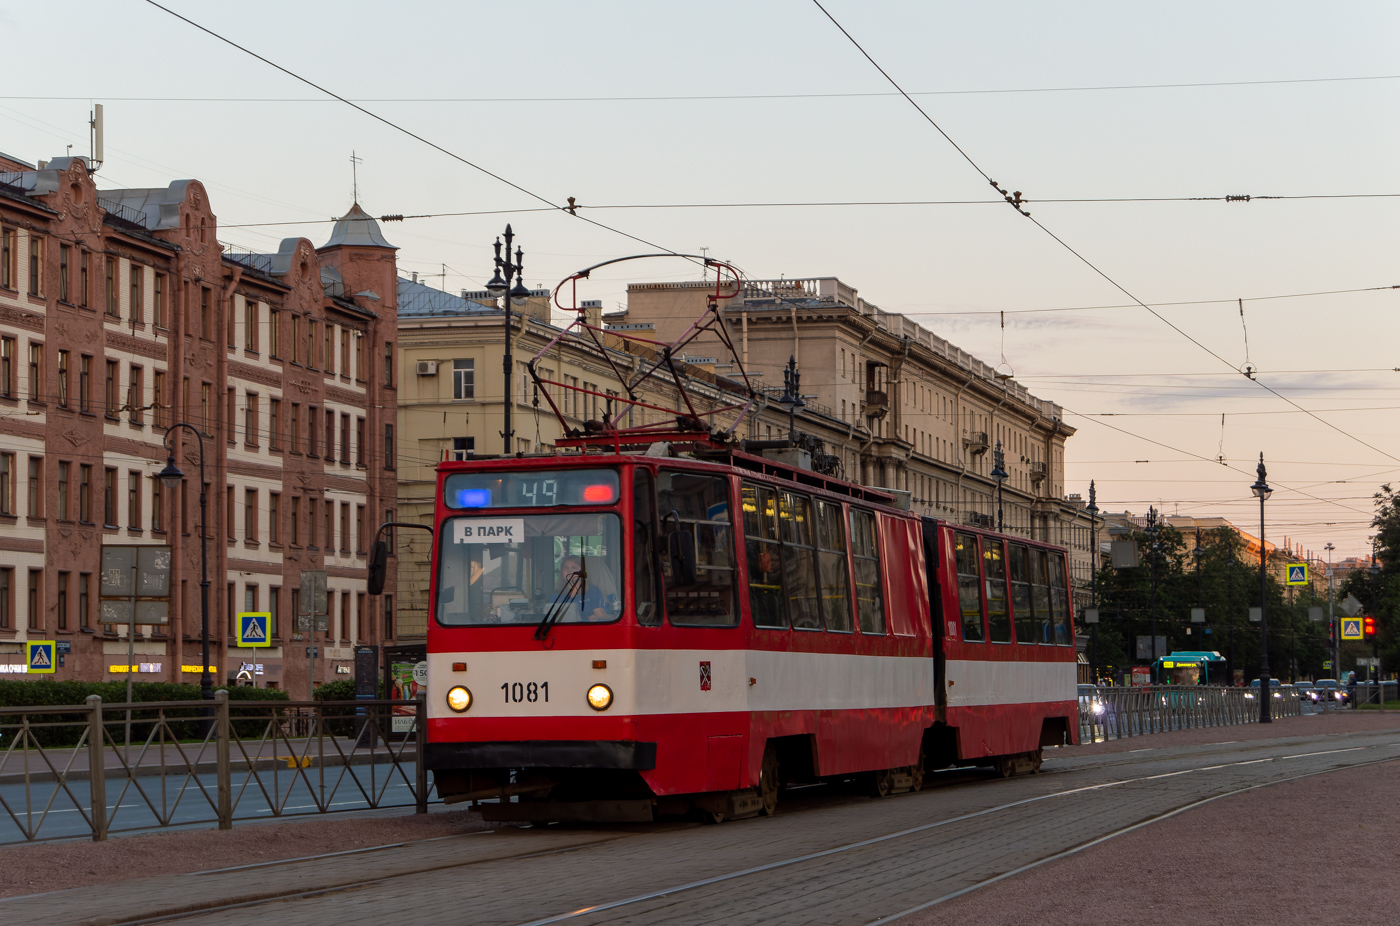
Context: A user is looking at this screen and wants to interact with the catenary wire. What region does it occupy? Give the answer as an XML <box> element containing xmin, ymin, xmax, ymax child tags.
<box><xmin>810</xmin><ymin>0</ymin><xmax>1400</xmax><ymax>470</ymax></box>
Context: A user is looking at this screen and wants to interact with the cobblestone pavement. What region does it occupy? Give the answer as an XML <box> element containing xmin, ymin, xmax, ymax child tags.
<box><xmin>6</xmin><ymin>726</ymin><xmax>1399</xmax><ymax>926</ymax></box>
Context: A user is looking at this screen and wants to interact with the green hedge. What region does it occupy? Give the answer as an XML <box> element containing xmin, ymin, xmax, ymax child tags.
<box><xmin>0</xmin><ymin>680</ymin><xmax>288</xmax><ymax>747</ymax></box>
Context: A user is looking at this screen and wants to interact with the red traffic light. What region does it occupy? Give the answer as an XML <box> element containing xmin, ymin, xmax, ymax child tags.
<box><xmin>1364</xmin><ymin>616</ymin><xmax>1376</xmax><ymax>637</ymax></box>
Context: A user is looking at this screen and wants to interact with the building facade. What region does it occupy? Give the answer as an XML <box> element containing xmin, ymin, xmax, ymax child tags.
<box><xmin>0</xmin><ymin>149</ymin><xmax>399</xmax><ymax>690</ymax></box>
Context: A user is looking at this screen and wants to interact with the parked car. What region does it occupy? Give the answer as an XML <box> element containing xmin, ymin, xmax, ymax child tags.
<box><xmin>1246</xmin><ymin>678</ymin><xmax>1288</xmax><ymax>701</ymax></box>
<box><xmin>1294</xmin><ymin>681</ymin><xmax>1317</xmax><ymax>702</ymax></box>
<box><xmin>1314</xmin><ymin>678</ymin><xmax>1345</xmax><ymax>704</ymax></box>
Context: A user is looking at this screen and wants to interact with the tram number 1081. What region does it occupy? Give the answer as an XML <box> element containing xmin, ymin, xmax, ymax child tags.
<box><xmin>501</xmin><ymin>681</ymin><xmax>550</xmax><ymax>703</ymax></box>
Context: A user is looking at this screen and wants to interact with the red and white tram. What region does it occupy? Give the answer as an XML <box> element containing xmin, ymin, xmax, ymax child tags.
<box><xmin>421</xmin><ymin>449</ymin><xmax>1079</xmax><ymax>823</ymax></box>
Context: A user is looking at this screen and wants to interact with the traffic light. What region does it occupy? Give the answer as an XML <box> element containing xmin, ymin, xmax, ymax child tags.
<box><xmin>1364</xmin><ymin>616</ymin><xmax>1376</xmax><ymax>638</ymax></box>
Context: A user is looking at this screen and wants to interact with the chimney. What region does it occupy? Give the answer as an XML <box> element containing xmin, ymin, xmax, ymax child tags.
<box><xmin>582</xmin><ymin>299</ymin><xmax>603</xmax><ymax>331</ymax></box>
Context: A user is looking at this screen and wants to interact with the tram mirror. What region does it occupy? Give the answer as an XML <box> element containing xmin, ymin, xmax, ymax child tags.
<box><xmin>668</xmin><ymin>527</ymin><xmax>697</xmax><ymax>586</ymax></box>
<box><xmin>367</xmin><ymin>540</ymin><xmax>388</xmax><ymax>596</ymax></box>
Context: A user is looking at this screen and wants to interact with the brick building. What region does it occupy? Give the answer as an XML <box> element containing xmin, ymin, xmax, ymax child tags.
<box><xmin>0</xmin><ymin>149</ymin><xmax>399</xmax><ymax>690</ymax></box>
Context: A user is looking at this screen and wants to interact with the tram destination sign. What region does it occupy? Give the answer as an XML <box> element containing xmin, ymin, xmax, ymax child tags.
<box><xmin>453</xmin><ymin>519</ymin><xmax>525</xmax><ymax>543</ymax></box>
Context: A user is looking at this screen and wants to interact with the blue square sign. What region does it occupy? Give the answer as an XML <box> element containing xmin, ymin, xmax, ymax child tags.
<box><xmin>236</xmin><ymin>612</ymin><xmax>271</xmax><ymax>648</ymax></box>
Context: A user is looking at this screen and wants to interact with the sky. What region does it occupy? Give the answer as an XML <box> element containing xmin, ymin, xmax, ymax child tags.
<box><xmin>1</xmin><ymin>0</ymin><xmax>1396</xmax><ymax>560</ymax></box>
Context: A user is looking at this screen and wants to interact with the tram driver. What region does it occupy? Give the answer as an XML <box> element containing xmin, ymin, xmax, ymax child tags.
<box><xmin>558</xmin><ymin>554</ymin><xmax>619</xmax><ymax>622</ymax></box>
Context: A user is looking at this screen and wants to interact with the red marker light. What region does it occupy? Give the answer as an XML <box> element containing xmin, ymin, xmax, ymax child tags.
<box><xmin>582</xmin><ymin>484</ymin><xmax>616</xmax><ymax>503</ymax></box>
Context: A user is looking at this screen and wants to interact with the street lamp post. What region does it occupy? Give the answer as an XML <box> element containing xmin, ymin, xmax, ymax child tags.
<box><xmin>1250</xmin><ymin>453</ymin><xmax>1273</xmax><ymax>723</ymax></box>
<box><xmin>1146</xmin><ymin>506</ymin><xmax>1160</xmax><ymax>669</ymax></box>
<box><xmin>1370</xmin><ymin>545</ymin><xmax>1381</xmax><ymax>687</ymax></box>
<box><xmin>1325</xmin><ymin>541</ymin><xmax>1337</xmax><ymax>684</ymax></box>
<box><xmin>484</xmin><ymin>225</ymin><xmax>532</xmax><ymax>456</ymax></box>
<box><xmin>990</xmin><ymin>440</ymin><xmax>1008</xmax><ymax>533</ymax></box>
<box><xmin>1086</xmin><ymin>481</ymin><xmax>1100</xmax><ymax>679</ymax></box>
<box><xmin>158</xmin><ymin>424</ymin><xmax>211</xmax><ymax>702</ymax></box>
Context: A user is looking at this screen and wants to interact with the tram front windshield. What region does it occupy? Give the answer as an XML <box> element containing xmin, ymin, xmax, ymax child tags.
<box><xmin>436</xmin><ymin>513</ymin><xmax>623</xmax><ymax>626</ymax></box>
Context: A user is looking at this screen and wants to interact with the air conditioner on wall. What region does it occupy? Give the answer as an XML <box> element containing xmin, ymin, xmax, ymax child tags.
<box><xmin>416</xmin><ymin>360</ymin><xmax>438</xmax><ymax>376</ymax></box>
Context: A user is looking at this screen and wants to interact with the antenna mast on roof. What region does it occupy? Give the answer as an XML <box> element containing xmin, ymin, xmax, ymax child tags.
<box><xmin>88</xmin><ymin>103</ymin><xmax>104</xmax><ymax>172</ymax></box>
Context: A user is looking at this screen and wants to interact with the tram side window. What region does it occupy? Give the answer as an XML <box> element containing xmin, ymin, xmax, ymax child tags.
<box><xmin>954</xmin><ymin>531</ymin><xmax>984</xmax><ymax>642</ymax></box>
<box><xmin>633</xmin><ymin>468</ymin><xmax>661</xmax><ymax>626</ymax></box>
<box><xmin>779</xmin><ymin>491</ymin><xmax>822</xmax><ymax>630</ymax></box>
<box><xmin>1031</xmin><ymin>548</ymin><xmax>1053</xmax><ymax>644</ymax></box>
<box><xmin>850</xmin><ymin>508</ymin><xmax>884</xmax><ymax>634</ymax></box>
<box><xmin>1009</xmin><ymin>544</ymin><xmax>1036</xmax><ymax>644</ymax></box>
<box><xmin>984</xmin><ymin>539</ymin><xmax>1011</xmax><ymax>643</ymax></box>
<box><xmin>1049</xmin><ymin>551</ymin><xmax>1071</xmax><ymax>644</ymax></box>
<box><xmin>742</xmin><ymin>483</ymin><xmax>786</xmax><ymax>628</ymax></box>
<box><xmin>657</xmin><ymin>470</ymin><xmax>737</xmax><ymax>626</ymax></box>
<box><xmin>815</xmin><ymin>500</ymin><xmax>852</xmax><ymax>633</ymax></box>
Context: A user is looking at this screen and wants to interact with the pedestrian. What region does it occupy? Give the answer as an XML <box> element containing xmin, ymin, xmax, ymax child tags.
<box><xmin>1347</xmin><ymin>671</ymin><xmax>1358</xmax><ymax>708</ymax></box>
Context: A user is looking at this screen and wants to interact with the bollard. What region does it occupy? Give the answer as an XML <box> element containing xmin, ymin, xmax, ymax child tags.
<box><xmin>415</xmin><ymin>693</ymin><xmax>428</xmax><ymax>815</ymax></box>
<box><xmin>215</xmin><ymin>690</ymin><xmax>232</xmax><ymax>830</ymax></box>
<box><xmin>87</xmin><ymin>695</ymin><xmax>107</xmax><ymax>842</ymax></box>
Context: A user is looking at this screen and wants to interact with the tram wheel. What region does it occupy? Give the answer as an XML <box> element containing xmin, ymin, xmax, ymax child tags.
<box><xmin>869</xmin><ymin>768</ymin><xmax>895</xmax><ymax>798</ymax></box>
<box><xmin>909</xmin><ymin>745</ymin><xmax>926</xmax><ymax>792</ymax></box>
<box><xmin>700</xmin><ymin>809</ymin><xmax>725</xmax><ymax>825</ymax></box>
<box><xmin>993</xmin><ymin>755</ymin><xmax>1014</xmax><ymax>779</ymax></box>
<box><xmin>759</xmin><ymin>744</ymin><xmax>780</xmax><ymax>816</ymax></box>
<box><xmin>1030</xmin><ymin>748</ymin><xmax>1043</xmax><ymax>774</ymax></box>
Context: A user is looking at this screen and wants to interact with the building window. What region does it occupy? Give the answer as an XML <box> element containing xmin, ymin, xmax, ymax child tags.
<box><xmin>340</xmin><ymin>503</ymin><xmax>350</xmax><ymax>553</ymax></box>
<box><xmin>153</xmin><ymin>273</ymin><xmax>165</xmax><ymax>328</ymax></box>
<box><xmin>290</xmin><ymin>314</ymin><xmax>301</xmax><ymax>364</ymax></box>
<box><xmin>307</xmin><ymin>319</ymin><xmax>318</xmax><ymax>369</ymax></box>
<box><xmin>324</xmin><ymin>325</ymin><xmax>334</xmax><ymax>374</ymax></box>
<box><xmin>129</xmin><ymin>366</ymin><xmax>144</xmax><ymax>424</ymax></box>
<box><xmin>344</xmin><ymin>594</ymin><xmax>354</xmax><ymax>643</ymax></box>
<box><xmin>105</xmin><ymin>258</ymin><xmax>118</xmax><ymax>317</ymax></box>
<box><xmin>27</xmin><ymin>456</ymin><xmax>42</xmax><ymax>519</ymax></box>
<box><xmin>384</xmin><ymin>424</ymin><xmax>395</xmax><ymax>470</ymax></box>
<box><xmin>324</xmin><ymin>497</ymin><xmax>334</xmax><ymax>550</ymax></box>
<box><xmin>150</xmin><ymin>476</ymin><xmax>163</xmax><ymax>532</ymax></box>
<box><xmin>152</xmin><ymin>370</ymin><xmax>166</xmax><ymax>427</ymax></box>
<box><xmin>245</xmin><ymin>488</ymin><xmax>257</xmax><ymax>541</ymax></box>
<box><xmin>200</xmin><ymin>383</ymin><xmax>212</xmax><ymax>435</ymax></box>
<box><xmin>290</xmin><ymin>403</ymin><xmax>300</xmax><ymax>453</ymax></box>
<box><xmin>80</xmin><ymin>251</ymin><xmax>90</xmax><ymax>307</ymax></box>
<box><xmin>384</xmin><ymin>594</ymin><xmax>394</xmax><ymax>640</ymax></box>
<box><xmin>269</xmin><ymin>492</ymin><xmax>281</xmax><ymax>544</ymax></box>
<box><xmin>200</xmin><ymin>287</ymin><xmax>211</xmax><ymax>339</ymax></box>
<box><xmin>354</xmin><ymin>333</ymin><xmax>364</xmax><ymax>382</ymax></box>
<box><xmin>79</xmin><ymin>572</ymin><xmax>90</xmax><ymax>628</ymax></box>
<box><xmin>323</xmin><ymin>408</ymin><xmax>334</xmax><ymax>458</ymax></box>
<box><xmin>341</xmin><ymin>329</ymin><xmax>350</xmax><ymax>377</ymax></box>
<box><xmin>356</xmin><ymin>417</ymin><xmax>366</xmax><ymax>466</ymax></box>
<box><xmin>105</xmin><ymin>360</ymin><xmax>120</xmax><ymax>417</ymax></box>
<box><xmin>80</xmin><ymin>355</ymin><xmax>91</xmax><ymax>412</ymax></box>
<box><xmin>384</xmin><ymin>342</ymin><xmax>394</xmax><ymax>386</ymax></box>
<box><xmin>127</xmin><ymin>470</ymin><xmax>140</xmax><ymax>529</ymax></box>
<box><xmin>226</xmin><ymin>387</ymin><xmax>236</xmax><ymax>444</ymax></box>
<box><xmin>59</xmin><ymin>245</ymin><xmax>70</xmax><ymax>302</ymax></box>
<box><xmin>27</xmin><ymin>570</ymin><xmax>40</xmax><ymax>631</ymax></box>
<box><xmin>451</xmin><ymin>437</ymin><xmax>474</xmax><ymax>461</ymax></box>
<box><xmin>290</xmin><ymin>496</ymin><xmax>301</xmax><ymax>546</ymax></box>
<box><xmin>270</xmin><ymin>398</ymin><xmax>281</xmax><ymax>449</ymax></box>
<box><xmin>57</xmin><ymin>572</ymin><xmax>68</xmax><ymax>631</ymax></box>
<box><xmin>103</xmin><ymin>467</ymin><xmax>117</xmax><ymax>527</ymax></box>
<box><xmin>0</xmin><ymin>337</ymin><xmax>12</xmax><ymax>396</ymax></box>
<box><xmin>245</xmin><ymin>393</ymin><xmax>259</xmax><ymax>447</ymax></box>
<box><xmin>308</xmin><ymin>405</ymin><xmax>319</xmax><ymax>458</ymax></box>
<box><xmin>226</xmin><ymin>486</ymin><xmax>236</xmax><ymax>541</ymax></box>
<box><xmin>245</xmin><ymin>299</ymin><xmax>258</xmax><ymax>352</ymax></box>
<box><xmin>79</xmin><ymin>464</ymin><xmax>92</xmax><ymax>523</ymax></box>
<box><xmin>27</xmin><ymin>234</ymin><xmax>42</xmax><ymax>296</ymax></box>
<box><xmin>452</xmin><ymin>359</ymin><xmax>474</xmax><ymax>399</ymax></box>
<box><xmin>0</xmin><ymin>567</ymin><xmax>9</xmax><ymax>628</ymax></box>
<box><xmin>355</xmin><ymin>505</ymin><xmax>365</xmax><ymax>553</ymax></box>
<box><xmin>130</xmin><ymin>264</ymin><xmax>143</xmax><ymax>324</ymax></box>
<box><xmin>0</xmin><ymin>227</ymin><xmax>12</xmax><ymax>290</ymax></box>
<box><xmin>0</xmin><ymin>452</ymin><xmax>14</xmax><ymax>516</ymax></box>
<box><xmin>244</xmin><ymin>584</ymin><xmax>258</xmax><ymax>614</ymax></box>
<box><xmin>57</xmin><ymin>462</ymin><xmax>69</xmax><ymax>520</ymax></box>
<box><xmin>340</xmin><ymin>414</ymin><xmax>350</xmax><ymax>463</ymax></box>
<box><xmin>27</xmin><ymin>342</ymin><xmax>41</xmax><ymax>403</ymax></box>
<box><xmin>57</xmin><ymin>351</ymin><xmax>68</xmax><ymax>407</ymax></box>
<box><xmin>269</xmin><ymin>308</ymin><xmax>281</xmax><ymax>358</ymax></box>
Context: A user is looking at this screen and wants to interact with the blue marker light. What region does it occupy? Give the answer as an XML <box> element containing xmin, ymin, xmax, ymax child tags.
<box><xmin>455</xmin><ymin>488</ymin><xmax>492</xmax><ymax>508</ymax></box>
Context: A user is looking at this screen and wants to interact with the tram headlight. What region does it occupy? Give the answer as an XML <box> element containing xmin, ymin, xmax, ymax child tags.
<box><xmin>446</xmin><ymin>686</ymin><xmax>473</xmax><ymax>713</ymax></box>
<box><xmin>586</xmin><ymin>683</ymin><xmax>613</xmax><ymax>712</ymax></box>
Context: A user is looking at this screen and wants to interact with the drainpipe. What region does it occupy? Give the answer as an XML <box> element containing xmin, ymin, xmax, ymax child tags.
<box><xmin>216</xmin><ymin>264</ymin><xmax>241</xmax><ymax>678</ymax></box>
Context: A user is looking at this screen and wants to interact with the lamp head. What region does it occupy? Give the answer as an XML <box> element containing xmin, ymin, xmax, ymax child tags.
<box><xmin>509</xmin><ymin>278</ymin><xmax>531</xmax><ymax>306</ymax></box>
<box><xmin>1250</xmin><ymin>452</ymin><xmax>1271</xmax><ymax>499</ymax></box>
<box><xmin>485</xmin><ymin>270</ymin><xmax>508</xmax><ymax>297</ymax></box>
<box><xmin>158</xmin><ymin>456</ymin><xmax>184</xmax><ymax>490</ymax></box>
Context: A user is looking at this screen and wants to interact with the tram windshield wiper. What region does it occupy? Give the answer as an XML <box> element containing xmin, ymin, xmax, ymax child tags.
<box><xmin>534</xmin><ymin>572</ymin><xmax>583</xmax><ymax>641</ymax></box>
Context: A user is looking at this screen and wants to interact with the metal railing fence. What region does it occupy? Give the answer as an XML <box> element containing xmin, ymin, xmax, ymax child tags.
<box><xmin>0</xmin><ymin>691</ymin><xmax>428</xmax><ymax>844</ymax></box>
<box><xmin>1079</xmin><ymin>685</ymin><xmax>1301</xmax><ymax>743</ymax></box>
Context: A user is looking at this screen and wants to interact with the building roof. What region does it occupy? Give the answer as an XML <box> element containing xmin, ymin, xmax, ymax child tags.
<box><xmin>96</xmin><ymin>179</ymin><xmax>197</xmax><ymax>230</ymax></box>
<box><xmin>322</xmin><ymin>203</ymin><xmax>395</xmax><ymax>249</ymax></box>
<box><xmin>397</xmin><ymin>276</ymin><xmax>495</xmax><ymax>317</ymax></box>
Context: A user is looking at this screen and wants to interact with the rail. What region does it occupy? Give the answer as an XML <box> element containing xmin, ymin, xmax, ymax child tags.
<box><xmin>0</xmin><ymin>691</ymin><xmax>430</xmax><ymax>844</ymax></box>
<box><xmin>1078</xmin><ymin>685</ymin><xmax>1302</xmax><ymax>743</ymax></box>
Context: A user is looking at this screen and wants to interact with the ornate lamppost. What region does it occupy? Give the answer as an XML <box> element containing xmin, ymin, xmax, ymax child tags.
<box><xmin>1250</xmin><ymin>453</ymin><xmax>1273</xmax><ymax>722</ymax></box>
<box><xmin>484</xmin><ymin>225</ymin><xmax>532</xmax><ymax>455</ymax></box>
<box><xmin>157</xmin><ymin>424</ymin><xmax>211</xmax><ymax>702</ymax></box>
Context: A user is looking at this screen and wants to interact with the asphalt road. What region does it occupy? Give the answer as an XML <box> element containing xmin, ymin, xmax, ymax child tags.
<box><xmin>6</xmin><ymin>727</ymin><xmax>1399</xmax><ymax>926</ymax></box>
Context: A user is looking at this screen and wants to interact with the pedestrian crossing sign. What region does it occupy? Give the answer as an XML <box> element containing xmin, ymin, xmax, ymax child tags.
<box><xmin>1285</xmin><ymin>563</ymin><xmax>1309</xmax><ymax>586</ymax></box>
<box><xmin>1342</xmin><ymin>618</ymin><xmax>1364</xmax><ymax>640</ymax></box>
<box><xmin>26</xmin><ymin>641</ymin><xmax>56</xmax><ymax>674</ymax></box>
<box><xmin>236</xmin><ymin>612</ymin><xmax>272</xmax><ymax>648</ymax></box>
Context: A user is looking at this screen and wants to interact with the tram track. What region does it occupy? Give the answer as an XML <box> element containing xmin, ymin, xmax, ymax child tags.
<box><xmin>80</xmin><ymin>734</ymin><xmax>1400</xmax><ymax>926</ymax></box>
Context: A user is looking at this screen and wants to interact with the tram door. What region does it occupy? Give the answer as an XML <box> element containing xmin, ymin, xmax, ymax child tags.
<box><xmin>919</xmin><ymin>517</ymin><xmax>945</xmax><ymax>704</ymax></box>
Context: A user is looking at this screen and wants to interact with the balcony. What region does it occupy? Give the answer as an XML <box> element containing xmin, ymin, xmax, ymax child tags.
<box><xmin>864</xmin><ymin>389</ymin><xmax>888</xmax><ymax>418</ymax></box>
<box><xmin>1029</xmin><ymin>461</ymin><xmax>1048</xmax><ymax>483</ymax></box>
<box><xmin>962</xmin><ymin>431</ymin><xmax>989</xmax><ymax>455</ymax></box>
